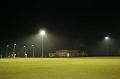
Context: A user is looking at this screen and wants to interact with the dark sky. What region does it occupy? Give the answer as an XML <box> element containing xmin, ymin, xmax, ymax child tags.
<box><xmin>0</xmin><ymin>0</ymin><xmax>120</xmax><ymax>50</ymax></box>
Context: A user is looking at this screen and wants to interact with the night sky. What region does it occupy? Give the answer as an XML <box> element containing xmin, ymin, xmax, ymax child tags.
<box><xmin>0</xmin><ymin>1</ymin><xmax>120</xmax><ymax>56</ymax></box>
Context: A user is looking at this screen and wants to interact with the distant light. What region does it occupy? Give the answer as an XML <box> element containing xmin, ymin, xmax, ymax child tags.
<box><xmin>24</xmin><ymin>46</ymin><xmax>26</xmax><ymax>47</ymax></box>
<box><xmin>32</xmin><ymin>45</ymin><xmax>34</xmax><ymax>46</ymax></box>
<box><xmin>40</xmin><ymin>30</ymin><xmax>46</xmax><ymax>36</ymax></box>
<box><xmin>14</xmin><ymin>44</ymin><xmax>16</xmax><ymax>45</ymax></box>
<box><xmin>105</xmin><ymin>36</ymin><xmax>109</xmax><ymax>40</ymax></box>
<box><xmin>6</xmin><ymin>45</ymin><xmax>9</xmax><ymax>47</ymax></box>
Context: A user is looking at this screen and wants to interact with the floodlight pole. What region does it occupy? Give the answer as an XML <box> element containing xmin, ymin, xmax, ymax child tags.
<box><xmin>42</xmin><ymin>35</ymin><xmax>44</xmax><ymax>58</ymax></box>
<box><xmin>0</xmin><ymin>47</ymin><xmax>2</xmax><ymax>58</ymax></box>
<box><xmin>24</xmin><ymin>46</ymin><xmax>26</xmax><ymax>55</ymax></box>
<box><xmin>6</xmin><ymin>45</ymin><xmax>9</xmax><ymax>57</ymax></box>
<box><xmin>105</xmin><ymin>36</ymin><xmax>110</xmax><ymax>56</ymax></box>
<box><xmin>13</xmin><ymin>44</ymin><xmax>16</xmax><ymax>58</ymax></box>
<box><xmin>40</xmin><ymin>30</ymin><xmax>46</xmax><ymax>58</ymax></box>
<box><xmin>32</xmin><ymin>45</ymin><xmax>35</xmax><ymax>57</ymax></box>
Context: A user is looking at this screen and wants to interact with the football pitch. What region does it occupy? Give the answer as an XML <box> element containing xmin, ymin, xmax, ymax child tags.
<box><xmin>0</xmin><ymin>57</ymin><xmax>120</xmax><ymax>79</ymax></box>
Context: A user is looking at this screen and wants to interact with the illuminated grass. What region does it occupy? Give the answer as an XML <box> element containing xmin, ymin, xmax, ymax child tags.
<box><xmin>0</xmin><ymin>57</ymin><xmax>120</xmax><ymax>79</ymax></box>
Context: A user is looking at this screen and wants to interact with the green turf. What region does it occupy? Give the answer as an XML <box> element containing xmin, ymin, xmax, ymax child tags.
<box><xmin>0</xmin><ymin>57</ymin><xmax>120</xmax><ymax>79</ymax></box>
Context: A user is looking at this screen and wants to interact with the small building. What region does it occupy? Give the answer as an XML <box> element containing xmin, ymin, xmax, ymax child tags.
<box><xmin>49</xmin><ymin>49</ymin><xmax>80</xmax><ymax>57</ymax></box>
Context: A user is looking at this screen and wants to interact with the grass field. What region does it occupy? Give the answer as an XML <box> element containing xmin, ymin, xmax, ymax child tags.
<box><xmin>0</xmin><ymin>57</ymin><xmax>120</xmax><ymax>79</ymax></box>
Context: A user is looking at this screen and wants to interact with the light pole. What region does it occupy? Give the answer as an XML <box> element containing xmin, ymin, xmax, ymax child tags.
<box><xmin>0</xmin><ymin>47</ymin><xmax>2</xmax><ymax>58</ymax></box>
<box><xmin>24</xmin><ymin>46</ymin><xmax>27</xmax><ymax>58</ymax></box>
<box><xmin>13</xmin><ymin>44</ymin><xmax>16</xmax><ymax>58</ymax></box>
<box><xmin>40</xmin><ymin>30</ymin><xmax>46</xmax><ymax>58</ymax></box>
<box><xmin>6</xmin><ymin>44</ymin><xmax>9</xmax><ymax>57</ymax></box>
<box><xmin>32</xmin><ymin>45</ymin><xmax>35</xmax><ymax>57</ymax></box>
<box><xmin>105</xmin><ymin>36</ymin><xmax>110</xmax><ymax>56</ymax></box>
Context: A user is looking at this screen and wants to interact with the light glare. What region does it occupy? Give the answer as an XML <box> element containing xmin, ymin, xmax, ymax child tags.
<box><xmin>32</xmin><ymin>45</ymin><xmax>34</xmax><ymax>46</ymax></box>
<box><xmin>40</xmin><ymin>30</ymin><xmax>46</xmax><ymax>36</ymax></box>
<box><xmin>105</xmin><ymin>36</ymin><xmax>109</xmax><ymax>40</ymax></box>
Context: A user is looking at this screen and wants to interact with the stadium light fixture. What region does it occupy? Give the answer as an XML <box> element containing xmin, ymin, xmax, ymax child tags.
<box><xmin>105</xmin><ymin>36</ymin><xmax>109</xmax><ymax>40</ymax></box>
<box><xmin>32</xmin><ymin>45</ymin><xmax>35</xmax><ymax>57</ymax></box>
<box><xmin>39</xmin><ymin>30</ymin><xmax>46</xmax><ymax>58</ymax></box>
